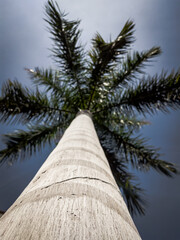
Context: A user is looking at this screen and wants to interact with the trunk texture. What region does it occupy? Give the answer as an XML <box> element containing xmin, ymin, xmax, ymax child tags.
<box><xmin>0</xmin><ymin>112</ymin><xmax>141</xmax><ymax>239</ymax></box>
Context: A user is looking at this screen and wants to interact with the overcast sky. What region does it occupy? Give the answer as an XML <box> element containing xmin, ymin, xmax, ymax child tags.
<box><xmin>0</xmin><ymin>0</ymin><xmax>180</xmax><ymax>239</ymax></box>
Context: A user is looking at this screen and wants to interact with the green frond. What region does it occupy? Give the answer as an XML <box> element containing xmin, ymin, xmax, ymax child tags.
<box><xmin>96</xmin><ymin>70</ymin><xmax>180</xmax><ymax>115</ymax></box>
<box><xmin>25</xmin><ymin>68</ymin><xmax>66</xmax><ymax>96</ymax></box>
<box><xmin>87</xmin><ymin>20</ymin><xmax>135</xmax><ymax>109</ymax></box>
<box><xmin>121</xmin><ymin>179</ymin><xmax>146</xmax><ymax>216</ymax></box>
<box><xmin>0</xmin><ymin>123</ymin><xmax>62</xmax><ymax>166</ymax></box>
<box><xmin>25</xmin><ymin>67</ymin><xmax>82</xmax><ymax>110</ymax></box>
<box><xmin>103</xmin><ymin>147</ymin><xmax>146</xmax><ymax>215</ymax></box>
<box><xmin>97</xmin><ymin>122</ymin><xmax>177</xmax><ymax>177</ymax></box>
<box><xmin>45</xmin><ymin>0</ymin><xmax>85</xmax><ymax>77</ymax></box>
<box><xmin>119</xmin><ymin>70</ymin><xmax>180</xmax><ymax>115</ymax></box>
<box><xmin>91</xmin><ymin>32</ymin><xmax>106</xmax><ymax>52</ymax></box>
<box><xmin>119</xmin><ymin>134</ymin><xmax>178</xmax><ymax>176</ymax></box>
<box><xmin>88</xmin><ymin>20</ymin><xmax>135</xmax><ymax>79</ymax></box>
<box><xmin>94</xmin><ymin>110</ymin><xmax>150</xmax><ymax>132</ymax></box>
<box><xmin>45</xmin><ymin>1</ymin><xmax>86</xmax><ymax>108</ymax></box>
<box><xmin>117</xmin><ymin>20</ymin><xmax>135</xmax><ymax>51</ymax></box>
<box><xmin>0</xmin><ymin>79</ymin><xmax>70</xmax><ymax>124</ymax></box>
<box><xmin>114</xmin><ymin>115</ymin><xmax>150</xmax><ymax>131</ymax></box>
<box><xmin>110</xmin><ymin>47</ymin><xmax>161</xmax><ymax>89</ymax></box>
<box><xmin>0</xmin><ymin>80</ymin><xmax>47</xmax><ymax>124</ymax></box>
<box><xmin>26</xmin><ymin>67</ymin><xmax>86</xmax><ymax>111</ymax></box>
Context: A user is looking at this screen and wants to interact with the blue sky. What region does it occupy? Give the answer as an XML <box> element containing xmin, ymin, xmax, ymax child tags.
<box><xmin>0</xmin><ymin>0</ymin><xmax>180</xmax><ymax>239</ymax></box>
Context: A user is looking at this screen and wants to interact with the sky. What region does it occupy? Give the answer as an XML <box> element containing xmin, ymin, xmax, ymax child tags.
<box><xmin>0</xmin><ymin>0</ymin><xmax>180</xmax><ymax>239</ymax></box>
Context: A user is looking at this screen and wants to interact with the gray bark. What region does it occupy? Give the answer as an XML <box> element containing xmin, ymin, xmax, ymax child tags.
<box><xmin>0</xmin><ymin>112</ymin><xmax>141</xmax><ymax>239</ymax></box>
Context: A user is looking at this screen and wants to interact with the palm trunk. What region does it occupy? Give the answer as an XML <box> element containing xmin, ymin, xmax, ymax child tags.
<box><xmin>0</xmin><ymin>111</ymin><xmax>141</xmax><ymax>239</ymax></box>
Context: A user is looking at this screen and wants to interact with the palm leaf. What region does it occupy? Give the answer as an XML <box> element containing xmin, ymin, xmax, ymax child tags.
<box><xmin>45</xmin><ymin>0</ymin><xmax>86</xmax><ymax>107</ymax></box>
<box><xmin>0</xmin><ymin>80</ymin><xmax>62</xmax><ymax>124</ymax></box>
<box><xmin>97</xmin><ymin>122</ymin><xmax>177</xmax><ymax>177</ymax></box>
<box><xmin>45</xmin><ymin>0</ymin><xmax>84</xmax><ymax>77</ymax></box>
<box><xmin>0</xmin><ymin>123</ymin><xmax>63</xmax><ymax>165</ymax></box>
<box><xmin>87</xmin><ymin>20</ymin><xmax>135</xmax><ymax>109</ymax></box>
<box><xmin>109</xmin><ymin>47</ymin><xmax>161</xmax><ymax>90</ymax></box>
<box><xmin>96</xmin><ymin>70</ymin><xmax>180</xmax><ymax>115</ymax></box>
<box><xmin>103</xmin><ymin>147</ymin><xmax>146</xmax><ymax>215</ymax></box>
<box><xmin>120</xmin><ymin>134</ymin><xmax>177</xmax><ymax>176</ymax></box>
<box><xmin>89</xmin><ymin>20</ymin><xmax>135</xmax><ymax>78</ymax></box>
<box><xmin>120</xmin><ymin>70</ymin><xmax>180</xmax><ymax>114</ymax></box>
<box><xmin>25</xmin><ymin>68</ymin><xmax>66</xmax><ymax>96</ymax></box>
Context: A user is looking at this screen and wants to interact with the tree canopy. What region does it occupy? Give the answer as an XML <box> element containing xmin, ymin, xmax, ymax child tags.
<box><xmin>0</xmin><ymin>0</ymin><xmax>180</xmax><ymax>216</ymax></box>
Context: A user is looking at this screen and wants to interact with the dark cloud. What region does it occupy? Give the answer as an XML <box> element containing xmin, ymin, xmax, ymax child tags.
<box><xmin>0</xmin><ymin>0</ymin><xmax>52</xmax><ymax>83</ymax></box>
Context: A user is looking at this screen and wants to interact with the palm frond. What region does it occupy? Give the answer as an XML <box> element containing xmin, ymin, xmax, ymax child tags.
<box><xmin>0</xmin><ymin>123</ymin><xmax>62</xmax><ymax>166</ymax></box>
<box><xmin>121</xmin><ymin>178</ymin><xmax>146</xmax><ymax>216</ymax></box>
<box><xmin>45</xmin><ymin>1</ymin><xmax>86</xmax><ymax>108</ymax></box>
<box><xmin>45</xmin><ymin>0</ymin><xmax>85</xmax><ymax>77</ymax></box>
<box><xmin>103</xmin><ymin>147</ymin><xmax>146</xmax><ymax>215</ymax></box>
<box><xmin>120</xmin><ymin>70</ymin><xmax>180</xmax><ymax>115</ymax></box>
<box><xmin>97</xmin><ymin>122</ymin><xmax>177</xmax><ymax>177</ymax></box>
<box><xmin>87</xmin><ymin>20</ymin><xmax>135</xmax><ymax>109</ymax></box>
<box><xmin>25</xmin><ymin>68</ymin><xmax>66</xmax><ymax>96</ymax></box>
<box><xmin>113</xmin><ymin>114</ymin><xmax>150</xmax><ymax>131</ymax></box>
<box><xmin>96</xmin><ymin>70</ymin><xmax>180</xmax><ymax>115</ymax></box>
<box><xmin>0</xmin><ymin>79</ymin><xmax>71</xmax><ymax>125</ymax></box>
<box><xmin>120</xmin><ymin>134</ymin><xmax>178</xmax><ymax>176</ymax></box>
<box><xmin>94</xmin><ymin>110</ymin><xmax>150</xmax><ymax>132</ymax></box>
<box><xmin>109</xmin><ymin>47</ymin><xmax>161</xmax><ymax>90</ymax></box>
<box><xmin>91</xmin><ymin>47</ymin><xmax>161</xmax><ymax>111</ymax></box>
<box><xmin>89</xmin><ymin>20</ymin><xmax>135</xmax><ymax>78</ymax></box>
<box><xmin>25</xmin><ymin>68</ymin><xmax>80</xmax><ymax>111</ymax></box>
<box><xmin>0</xmin><ymin>80</ymin><xmax>61</xmax><ymax>124</ymax></box>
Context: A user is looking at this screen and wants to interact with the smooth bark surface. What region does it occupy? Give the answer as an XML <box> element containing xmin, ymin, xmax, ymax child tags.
<box><xmin>0</xmin><ymin>112</ymin><xmax>141</xmax><ymax>239</ymax></box>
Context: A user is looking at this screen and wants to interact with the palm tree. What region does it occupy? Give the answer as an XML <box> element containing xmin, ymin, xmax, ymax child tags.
<box><xmin>0</xmin><ymin>0</ymin><xmax>180</xmax><ymax>238</ymax></box>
